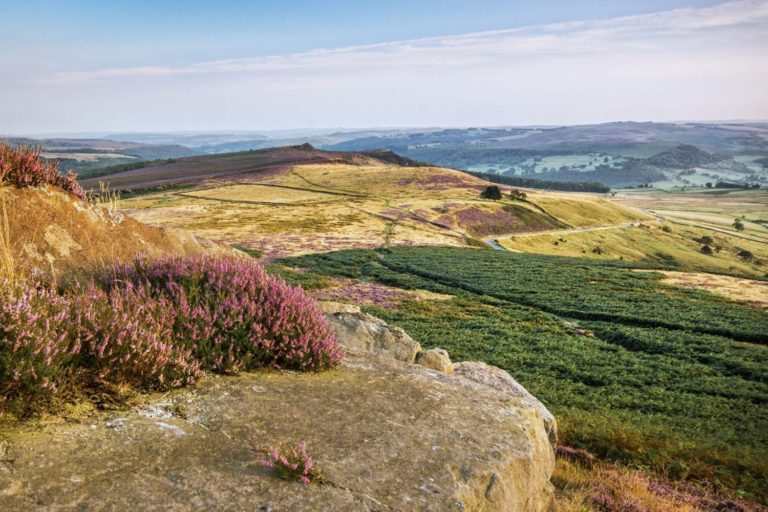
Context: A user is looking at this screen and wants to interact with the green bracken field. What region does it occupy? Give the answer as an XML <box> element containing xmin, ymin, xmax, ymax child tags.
<box><xmin>282</xmin><ymin>247</ymin><xmax>768</xmax><ymax>502</ymax></box>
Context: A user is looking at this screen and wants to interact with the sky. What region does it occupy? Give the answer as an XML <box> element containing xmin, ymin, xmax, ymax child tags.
<box><xmin>1</xmin><ymin>0</ymin><xmax>767</xmax><ymax>134</ymax></box>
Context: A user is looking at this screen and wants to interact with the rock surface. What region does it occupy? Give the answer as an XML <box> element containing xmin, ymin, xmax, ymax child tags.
<box><xmin>454</xmin><ymin>362</ymin><xmax>558</xmax><ymax>444</ymax></box>
<box><xmin>0</xmin><ymin>314</ymin><xmax>556</xmax><ymax>512</ymax></box>
<box><xmin>416</xmin><ymin>348</ymin><xmax>454</xmax><ymax>374</ymax></box>
<box><xmin>326</xmin><ymin>311</ymin><xmax>422</xmax><ymax>363</ymax></box>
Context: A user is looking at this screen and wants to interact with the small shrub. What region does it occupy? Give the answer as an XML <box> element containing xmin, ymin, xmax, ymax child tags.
<box><xmin>733</xmin><ymin>219</ymin><xmax>745</xmax><ymax>231</ymax></box>
<box><xmin>509</xmin><ymin>189</ymin><xmax>528</xmax><ymax>200</ymax></box>
<box><xmin>661</xmin><ymin>225</ymin><xmax>672</xmax><ymax>233</ymax></box>
<box><xmin>0</xmin><ymin>144</ymin><xmax>85</xmax><ymax>200</ymax></box>
<box><xmin>480</xmin><ymin>185</ymin><xmax>502</xmax><ymax>200</ymax></box>
<box><xmin>0</xmin><ymin>283</ymin><xmax>79</xmax><ymax>409</ymax></box>
<box><xmin>737</xmin><ymin>249</ymin><xmax>754</xmax><ymax>262</ymax></box>
<box><xmin>696</xmin><ymin>235</ymin><xmax>714</xmax><ymax>245</ymax></box>
<box><xmin>260</xmin><ymin>441</ymin><xmax>318</xmax><ymax>485</ymax></box>
<box><xmin>700</xmin><ymin>244</ymin><xmax>713</xmax><ymax>255</ymax></box>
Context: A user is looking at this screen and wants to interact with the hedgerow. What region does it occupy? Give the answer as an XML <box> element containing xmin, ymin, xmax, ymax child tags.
<box><xmin>0</xmin><ymin>256</ymin><xmax>341</xmax><ymax>416</ymax></box>
<box><xmin>0</xmin><ymin>144</ymin><xmax>85</xmax><ymax>199</ymax></box>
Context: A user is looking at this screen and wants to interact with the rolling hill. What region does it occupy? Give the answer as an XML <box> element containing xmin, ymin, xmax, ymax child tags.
<box><xmin>105</xmin><ymin>145</ymin><xmax>648</xmax><ymax>258</ymax></box>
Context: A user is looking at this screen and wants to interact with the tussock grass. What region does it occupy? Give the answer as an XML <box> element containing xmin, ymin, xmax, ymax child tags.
<box><xmin>0</xmin><ymin>195</ymin><xmax>15</xmax><ymax>288</ymax></box>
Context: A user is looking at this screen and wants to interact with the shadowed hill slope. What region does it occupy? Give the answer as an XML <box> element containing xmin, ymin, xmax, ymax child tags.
<box><xmin>81</xmin><ymin>144</ymin><xmax>414</xmax><ymax>192</ymax></box>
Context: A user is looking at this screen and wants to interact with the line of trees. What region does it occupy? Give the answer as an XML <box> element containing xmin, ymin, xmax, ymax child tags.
<box><xmin>467</xmin><ymin>171</ymin><xmax>611</xmax><ymax>193</ymax></box>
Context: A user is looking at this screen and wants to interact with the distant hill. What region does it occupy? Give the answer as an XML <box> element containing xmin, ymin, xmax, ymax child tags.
<box><xmin>81</xmin><ymin>144</ymin><xmax>411</xmax><ymax>191</ymax></box>
<box><xmin>645</xmin><ymin>145</ymin><xmax>722</xmax><ymax>168</ymax></box>
<box><xmin>326</xmin><ymin>123</ymin><xmax>768</xmax><ymax>189</ymax></box>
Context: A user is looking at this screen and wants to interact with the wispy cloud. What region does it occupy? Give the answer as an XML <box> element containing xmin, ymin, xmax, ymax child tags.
<box><xmin>5</xmin><ymin>0</ymin><xmax>767</xmax><ymax>132</ymax></box>
<box><xmin>55</xmin><ymin>0</ymin><xmax>768</xmax><ymax>82</ymax></box>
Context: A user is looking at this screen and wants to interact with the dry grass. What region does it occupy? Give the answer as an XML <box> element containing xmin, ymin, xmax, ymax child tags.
<box><xmin>555</xmin><ymin>459</ymin><xmax>699</xmax><ymax>512</ymax></box>
<box><xmin>534</xmin><ymin>195</ymin><xmax>650</xmax><ymax>227</ymax></box>
<box><xmin>119</xmin><ymin>163</ymin><xmax>648</xmax><ymax>258</ymax></box>
<box><xmin>0</xmin><ymin>193</ymin><xmax>16</xmax><ymax>287</ymax></box>
<box><xmin>654</xmin><ymin>270</ymin><xmax>768</xmax><ymax>308</ymax></box>
<box><xmin>87</xmin><ymin>181</ymin><xmax>121</xmax><ymax>214</ymax></box>
<box><xmin>552</xmin><ymin>456</ymin><xmax>768</xmax><ymax>512</ymax></box>
<box><xmin>499</xmin><ymin>222</ymin><xmax>768</xmax><ymax>277</ymax></box>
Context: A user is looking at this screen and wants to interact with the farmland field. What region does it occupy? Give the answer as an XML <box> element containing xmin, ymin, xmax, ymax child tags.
<box><xmin>281</xmin><ymin>247</ymin><xmax>768</xmax><ymax>503</ymax></box>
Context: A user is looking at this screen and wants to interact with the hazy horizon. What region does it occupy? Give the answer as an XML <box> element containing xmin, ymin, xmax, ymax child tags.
<box><xmin>6</xmin><ymin>117</ymin><xmax>768</xmax><ymax>140</ymax></box>
<box><xmin>2</xmin><ymin>0</ymin><xmax>767</xmax><ymax>134</ymax></box>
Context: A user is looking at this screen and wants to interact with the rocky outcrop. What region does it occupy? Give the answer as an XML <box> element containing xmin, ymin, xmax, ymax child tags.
<box><xmin>0</xmin><ymin>309</ymin><xmax>556</xmax><ymax>512</ymax></box>
<box><xmin>454</xmin><ymin>362</ymin><xmax>557</xmax><ymax>445</ymax></box>
<box><xmin>326</xmin><ymin>308</ymin><xmax>422</xmax><ymax>364</ymax></box>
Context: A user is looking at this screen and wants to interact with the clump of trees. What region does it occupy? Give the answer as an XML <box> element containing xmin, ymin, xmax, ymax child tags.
<box><xmin>737</xmin><ymin>249</ymin><xmax>754</xmax><ymax>262</ymax></box>
<box><xmin>468</xmin><ymin>171</ymin><xmax>610</xmax><ymax>193</ymax></box>
<box><xmin>480</xmin><ymin>185</ymin><xmax>502</xmax><ymax>200</ymax></box>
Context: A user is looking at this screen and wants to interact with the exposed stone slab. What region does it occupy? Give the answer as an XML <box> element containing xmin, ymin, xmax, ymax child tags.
<box><xmin>454</xmin><ymin>361</ymin><xmax>558</xmax><ymax>444</ymax></box>
<box><xmin>326</xmin><ymin>311</ymin><xmax>422</xmax><ymax>363</ymax></box>
<box><xmin>0</xmin><ymin>354</ymin><xmax>555</xmax><ymax>511</ymax></box>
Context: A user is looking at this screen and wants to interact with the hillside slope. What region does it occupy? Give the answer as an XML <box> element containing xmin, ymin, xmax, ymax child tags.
<box><xmin>80</xmin><ymin>144</ymin><xmax>403</xmax><ymax>191</ymax></box>
<box><xmin>113</xmin><ymin>147</ymin><xmax>648</xmax><ymax>258</ymax></box>
<box><xmin>0</xmin><ymin>185</ymin><xmax>218</xmax><ymax>280</ymax></box>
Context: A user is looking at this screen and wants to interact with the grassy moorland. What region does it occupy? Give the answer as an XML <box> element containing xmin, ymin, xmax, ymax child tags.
<box><xmin>282</xmin><ymin>247</ymin><xmax>768</xmax><ymax>503</ymax></box>
<box><xmin>118</xmin><ymin>157</ymin><xmax>647</xmax><ymax>257</ymax></box>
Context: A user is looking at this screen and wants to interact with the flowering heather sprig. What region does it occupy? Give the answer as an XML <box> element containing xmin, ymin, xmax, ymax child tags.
<box><xmin>0</xmin><ymin>144</ymin><xmax>85</xmax><ymax>200</ymax></box>
<box><xmin>260</xmin><ymin>441</ymin><xmax>318</xmax><ymax>485</ymax></box>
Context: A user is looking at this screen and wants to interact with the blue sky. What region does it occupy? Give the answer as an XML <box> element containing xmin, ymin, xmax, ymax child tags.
<box><xmin>2</xmin><ymin>1</ymin><xmax>725</xmax><ymax>65</ymax></box>
<box><xmin>1</xmin><ymin>0</ymin><xmax>766</xmax><ymax>133</ymax></box>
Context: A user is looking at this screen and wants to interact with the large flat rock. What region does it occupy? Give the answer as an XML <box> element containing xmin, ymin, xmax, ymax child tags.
<box><xmin>0</xmin><ymin>355</ymin><xmax>555</xmax><ymax>511</ymax></box>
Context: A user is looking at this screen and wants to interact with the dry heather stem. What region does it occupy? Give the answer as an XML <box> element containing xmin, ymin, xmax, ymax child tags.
<box><xmin>87</xmin><ymin>181</ymin><xmax>121</xmax><ymax>214</ymax></box>
<box><xmin>0</xmin><ymin>195</ymin><xmax>15</xmax><ymax>287</ymax></box>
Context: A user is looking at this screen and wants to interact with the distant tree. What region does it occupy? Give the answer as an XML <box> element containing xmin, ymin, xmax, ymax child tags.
<box><xmin>705</xmin><ymin>182</ymin><xmax>713</xmax><ymax>188</ymax></box>
<box><xmin>737</xmin><ymin>249</ymin><xmax>754</xmax><ymax>262</ymax></box>
<box><xmin>700</xmin><ymin>245</ymin><xmax>713</xmax><ymax>255</ymax></box>
<box><xmin>480</xmin><ymin>185</ymin><xmax>502</xmax><ymax>200</ymax></box>
<box><xmin>509</xmin><ymin>189</ymin><xmax>527</xmax><ymax>201</ymax></box>
<box><xmin>733</xmin><ymin>219</ymin><xmax>745</xmax><ymax>231</ymax></box>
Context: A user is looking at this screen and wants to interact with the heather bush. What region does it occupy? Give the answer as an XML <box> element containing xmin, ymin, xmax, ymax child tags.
<box><xmin>0</xmin><ymin>255</ymin><xmax>340</xmax><ymax>416</ymax></box>
<box><xmin>0</xmin><ymin>144</ymin><xmax>85</xmax><ymax>200</ymax></box>
<box><xmin>0</xmin><ymin>282</ymin><xmax>79</xmax><ymax>409</ymax></box>
<box><xmin>102</xmin><ymin>255</ymin><xmax>342</xmax><ymax>372</ymax></box>
<box><xmin>260</xmin><ymin>441</ymin><xmax>318</xmax><ymax>485</ymax></box>
<box><xmin>71</xmin><ymin>285</ymin><xmax>202</xmax><ymax>389</ymax></box>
